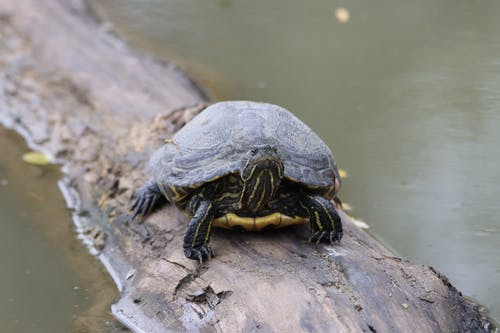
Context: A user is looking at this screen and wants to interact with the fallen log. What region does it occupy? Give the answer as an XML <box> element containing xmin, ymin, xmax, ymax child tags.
<box><xmin>0</xmin><ymin>0</ymin><xmax>494</xmax><ymax>332</ymax></box>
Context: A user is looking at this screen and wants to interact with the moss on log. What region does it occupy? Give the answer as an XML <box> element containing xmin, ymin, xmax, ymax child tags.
<box><xmin>0</xmin><ymin>0</ymin><xmax>494</xmax><ymax>332</ymax></box>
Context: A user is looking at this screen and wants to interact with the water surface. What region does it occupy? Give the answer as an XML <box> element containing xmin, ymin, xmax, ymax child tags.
<box><xmin>91</xmin><ymin>0</ymin><xmax>500</xmax><ymax>321</ymax></box>
<box><xmin>0</xmin><ymin>128</ymin><xmax>123</xmax><ymax>332</ymax></box>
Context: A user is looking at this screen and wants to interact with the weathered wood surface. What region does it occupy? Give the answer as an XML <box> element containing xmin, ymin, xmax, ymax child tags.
<box><xmin>0</xmin><ymin>0</ymin><xmax>494</xmax><ymax>332</ymax></box>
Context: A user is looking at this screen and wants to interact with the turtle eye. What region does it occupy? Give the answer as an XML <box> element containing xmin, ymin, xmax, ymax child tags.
<box><xmin>272</xmin><ymin>147</ymin><xmax>278</xmax><ymax>153</ymax></box>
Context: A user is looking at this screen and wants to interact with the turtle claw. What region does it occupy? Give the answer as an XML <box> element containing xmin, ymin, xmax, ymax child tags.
<box><xmin>309</xmin><ymin>230</ymin><xmax>342</xmax><ymax>244</ymax></box>
<box><xmin>184</xmin><ymin>244</ymin><xmax>215</xmax><ymax>264</ymax></box>
<box><xmin>130</xmin><ymin>182</ymin><xmax>167</xmax><ymax>222</ymax></box>
<box><xmin>330</xmin><ymin>230</ymin><xmax>343</xmax><ymax>243</ymax></box>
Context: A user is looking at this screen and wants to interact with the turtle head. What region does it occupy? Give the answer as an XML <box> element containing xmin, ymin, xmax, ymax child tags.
<box><xmin>239</xmin><ymin>144</ymin><xmax>284</xmax><ymax>213</ymax></box>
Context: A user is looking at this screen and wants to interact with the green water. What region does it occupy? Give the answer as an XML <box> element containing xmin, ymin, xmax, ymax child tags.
<box><xmin>0</xmin><ymin>128</ymin><xmax>123</xmax><ymax>332</ymax></box>
<box><xmin>91</xmin><ymin>0</ymin><xmax>500</xmax><ymax>321</ymax></box>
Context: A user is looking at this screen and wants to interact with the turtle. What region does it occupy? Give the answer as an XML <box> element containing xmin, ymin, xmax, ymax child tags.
<box><xmin>131</xmin><ymin>101</ymin><xmax>343</xmax><ymax>262</ymax></box>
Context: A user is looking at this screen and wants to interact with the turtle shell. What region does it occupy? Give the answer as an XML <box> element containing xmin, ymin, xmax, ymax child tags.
<box><xmin>150</xmin><ymin>101</ymin><xmax>340</xmax><ymax>202</ymax></box>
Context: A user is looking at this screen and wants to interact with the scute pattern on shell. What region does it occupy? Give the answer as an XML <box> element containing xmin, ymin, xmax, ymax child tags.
<box><xmin>149</xmin><ymin>101</ymin><xmax>340</xmax><ymax>200</ymax></box>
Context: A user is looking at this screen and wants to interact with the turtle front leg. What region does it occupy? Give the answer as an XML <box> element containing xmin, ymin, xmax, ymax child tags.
<box><xmin>184</xmin><ymin>192</ymin><xmax>215</xmax><ymax>263</ymax></box>
<box><xmin>130</xmin><ymin>180</ymin><xmax>168</xmax><ymax>221</ymax></box>
<box><xmin>300</xmin><ymin>194</ymin><xmax>343</xmax><ymax>243</ymax></box>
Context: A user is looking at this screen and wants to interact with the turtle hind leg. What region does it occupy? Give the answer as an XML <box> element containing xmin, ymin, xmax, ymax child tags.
<box><xmin>130</xmin><ymin>180</ymin><xmax>168</xmax><ymax>221</ymax></box>
<box><xmin>301</xmin><ymin>194</ymin><xmax>343</xmax><ymax>244</ymax></box>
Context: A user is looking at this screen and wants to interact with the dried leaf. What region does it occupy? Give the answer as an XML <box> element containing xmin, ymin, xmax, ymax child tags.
<box><xmin>335</xmin><ymin>7</ymin><xmax>350</xmax><ymax>24</ymax></box>
<box><xmin>22</xmin><ymin>151</ymin><xmax>50</xmax><ymax>165</ymax></box>
<box><xmin>126</xmin><ymin>269</ymin><xmax>136</xmax><ymax>280</ymax></box>
<box><xmin>342</xmin><ymin>202</ymin><xmax>353</xmax><ymax>211</ymax></box>
<box><xmin>339</xmin><ymin>168</ymin><xmax>348</xmax><ymax>178</ymax></box>
<box><xmin>351</xmin><ymin>217</ymin><xmax>370</xmax><ymax>229</ymax></box>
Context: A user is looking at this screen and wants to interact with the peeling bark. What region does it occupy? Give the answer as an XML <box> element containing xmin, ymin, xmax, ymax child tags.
<box><xmin>0</xmin><ymin>0</ymin><xmax>495</xmax><ymax>332</ymax></box>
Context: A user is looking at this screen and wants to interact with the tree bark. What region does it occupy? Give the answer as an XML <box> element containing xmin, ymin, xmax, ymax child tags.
<box><xmin>0</xmin><ymin>0</ymin><xmax>494</xmax><ymax>332</ymax></box>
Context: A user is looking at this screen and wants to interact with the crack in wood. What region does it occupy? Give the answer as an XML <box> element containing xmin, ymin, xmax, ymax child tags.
<box><xmin>173</xmin><ymin>265</ymin><xmax>208</xmax><ymax>300</ymax></box>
